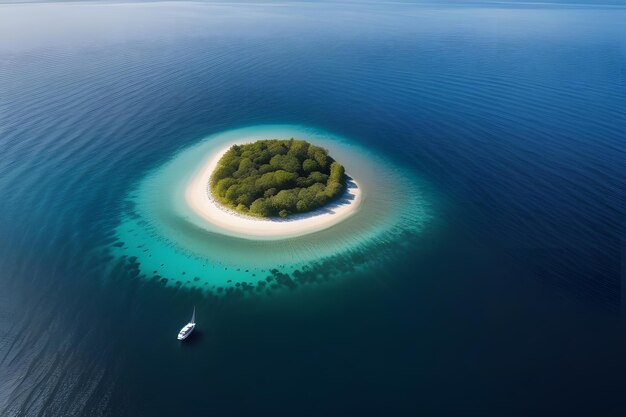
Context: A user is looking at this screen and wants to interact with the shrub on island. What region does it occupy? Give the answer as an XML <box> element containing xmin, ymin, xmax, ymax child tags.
<box><xmin>210</xmin><ymin>139</ymin><xmax>347</xmax><ymax>218</ymax></box>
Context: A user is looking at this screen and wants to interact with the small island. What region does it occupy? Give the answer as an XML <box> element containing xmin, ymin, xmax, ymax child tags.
<box><xmin>210</xmin><ymin>139</ymin><xmax>347</xmax><ymax>218</ymax></box>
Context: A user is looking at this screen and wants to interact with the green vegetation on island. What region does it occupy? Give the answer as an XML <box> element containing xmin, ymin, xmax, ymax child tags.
<box><xmin>210</xmin><ymin>139</ymin><xmax>347</xmax><ymax>218</ymax></box>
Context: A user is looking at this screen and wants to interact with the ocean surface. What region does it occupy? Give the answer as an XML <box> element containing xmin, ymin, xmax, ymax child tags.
<box><xmin>0</xmin><ymin>2</ymin><xmax>625</xmax><ymax>416</ymax></box>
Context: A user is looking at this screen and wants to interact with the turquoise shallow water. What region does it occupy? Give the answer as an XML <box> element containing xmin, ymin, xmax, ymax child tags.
<box><xmin>114</xmin><ymin>124</ymin><xmax>432</xmax><ymax>292</ymax></box>
<box><xmin>1</xmin><ymin>2</ymin><xmax>625</xmax><ymax>416</ymax></box>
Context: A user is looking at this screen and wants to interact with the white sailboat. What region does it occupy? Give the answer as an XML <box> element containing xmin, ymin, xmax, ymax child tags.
<box><xmin>177</xmin><ymin>307</ymin><xmax>196</xmax><ymax>340</ymax></box>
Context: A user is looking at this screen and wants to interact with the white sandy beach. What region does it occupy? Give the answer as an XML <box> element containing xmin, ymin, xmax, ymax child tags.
<box><xmin>184</xmin><ymin>142</ymin><xmax>362</xmax><ymax>239</ymax></box>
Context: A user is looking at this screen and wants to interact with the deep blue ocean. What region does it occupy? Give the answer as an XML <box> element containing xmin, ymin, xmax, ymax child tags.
<box><xmin>0</xmin><ymin>2</ymin><xmax>625</xmax><ymax>416</ymax></box>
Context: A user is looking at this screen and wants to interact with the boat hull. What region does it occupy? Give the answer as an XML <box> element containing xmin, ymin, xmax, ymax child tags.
<box><xmin>177</xmin><ymin>323</ymin><xmax>195</xmax><ymax>340</ymax></box>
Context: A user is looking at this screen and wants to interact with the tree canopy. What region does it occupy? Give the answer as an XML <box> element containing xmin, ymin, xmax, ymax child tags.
<box><xmin>210</xmin><ymin>139</ymin><xmax>347</xmax><ymax>218</ymax></box>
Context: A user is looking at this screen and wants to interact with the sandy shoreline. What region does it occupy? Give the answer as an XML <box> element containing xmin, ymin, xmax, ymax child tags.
<box><xmin>184</xmin><ymin>141</ymin><xmax>362</xmax><ymax>239</ymax></box>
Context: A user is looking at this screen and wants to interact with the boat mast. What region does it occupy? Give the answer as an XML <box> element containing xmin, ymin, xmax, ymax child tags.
<box><xmin>191</xmin><ymin>306</ymin><xmax>195</xmax><ymax>324</ymax></box>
